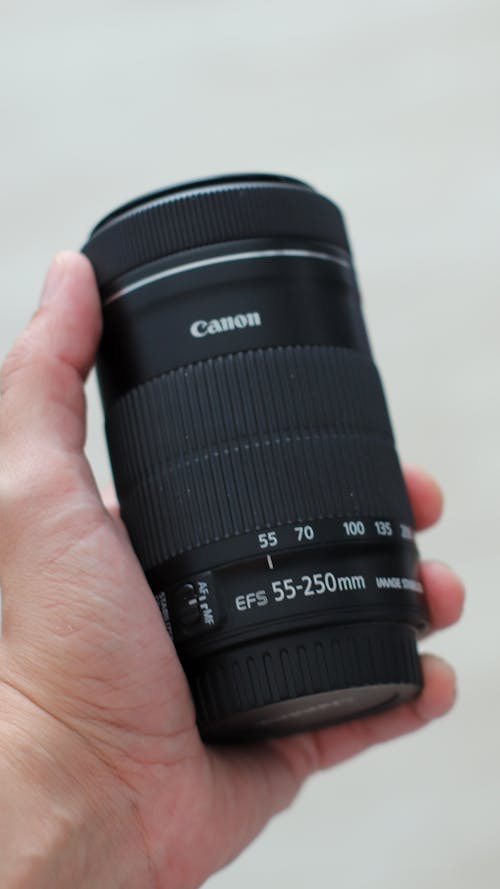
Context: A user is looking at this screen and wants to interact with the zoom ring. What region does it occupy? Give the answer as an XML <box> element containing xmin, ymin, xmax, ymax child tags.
<box><xmin>105</xmin><ymin>345</ymin><xmax>412</xmax><ymax>571</ymax></box>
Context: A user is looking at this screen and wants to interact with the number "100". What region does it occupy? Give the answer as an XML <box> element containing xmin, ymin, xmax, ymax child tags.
<box><xmin>343</xmin><ymin>520</ymin><xmax>366</xmax><ymax>536</ymax></box>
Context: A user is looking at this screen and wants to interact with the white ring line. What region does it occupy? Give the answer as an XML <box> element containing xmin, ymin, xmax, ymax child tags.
<box><xmin>103</xmin><ymin>248</ymin><xmax>350</xmax><ymax>305</ymax></box>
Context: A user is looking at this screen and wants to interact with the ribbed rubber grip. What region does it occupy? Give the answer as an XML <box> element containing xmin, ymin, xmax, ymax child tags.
<box><xmin>83</xmin><ymin>181</ymin><xmax>349</xmax><ymax>289</ymax></box>
<box><xmin>105</xmin><ymin>345</ymin><xmax>411</xmax><ymax>572</ymax></box>
<box><xmin>191</xmin><ymin>622</ymin><xmax>421</xmax><ymax>738</ymax></box>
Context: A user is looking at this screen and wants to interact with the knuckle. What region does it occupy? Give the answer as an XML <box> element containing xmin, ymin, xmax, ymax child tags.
<box><xmin>0</xmin><ymin>329</ymin><xmax>34</xmax><ymax>393</ymax></box>
<box><xmin>0</xmin><ymin>459</ymin><xmax>34</xmax><ymax>516</ymax></box>
<box><xmin>0</xmin><ymin>455</ymin><xmax>86</xmax><ymax>556</ymax></box>
<box><xmin>0</xmin><ymin>472</ymin><xmax>24</xmax><ymax>555</ymax></box>
<box><xmin>0</xmin><ymin>459</ymin><xmax>64</xmax><ymax>508</ymax></box>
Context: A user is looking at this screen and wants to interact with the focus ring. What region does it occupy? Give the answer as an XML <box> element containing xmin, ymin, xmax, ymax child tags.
<box><xmin>82</xmin><ymin>183</ymin><xmax>349</xmax><ymax>290</ymax></box>
<box><xmin>191</xmin><ymin>622</ymin><xmax>421</xmax><ymax>737</ymax></box>
<box><xmin>106</xmin><ymin>345</ymin><xmax>412</xmax><ymax>570</ymax></box>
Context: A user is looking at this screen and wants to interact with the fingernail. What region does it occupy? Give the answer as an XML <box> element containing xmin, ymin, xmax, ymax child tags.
<box><xmin>39</xmin><ymin>252</ymin><xmax>68</xmax><ymax>306</ymax></box>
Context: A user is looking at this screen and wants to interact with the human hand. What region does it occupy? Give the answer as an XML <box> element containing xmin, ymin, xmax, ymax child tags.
<box><xmin>0</xmin><ymin>252</ymin><xmax>464</xmax><ymax>889</ymax></box>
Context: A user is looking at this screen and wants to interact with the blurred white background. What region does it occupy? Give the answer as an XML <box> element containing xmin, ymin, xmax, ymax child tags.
<box><xmin>1</xmin><ymin>0</ymin><xmax>499</xmax><ymax>886</ymax></box>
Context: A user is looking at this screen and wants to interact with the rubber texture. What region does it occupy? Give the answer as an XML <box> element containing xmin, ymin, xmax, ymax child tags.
<box><xmin>105</xmin><ymin>345</ymin><xmax>412</xmax><ymax>571</ymax></box>
<box><xmin>192</xmin><ymin>621</ymin><xmax>422</xmax><ymax>740</ymax></box>
<box><xmin>82</xmin><ymin>180</ymin><xmax>350</xmax><ymax>289</ymax></box>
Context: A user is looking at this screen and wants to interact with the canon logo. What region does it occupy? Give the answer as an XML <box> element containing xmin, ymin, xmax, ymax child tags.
<box><xmin>190</xmin><ymin>311</ymin><xmax>262</xmax><ymax>338</ymax></box>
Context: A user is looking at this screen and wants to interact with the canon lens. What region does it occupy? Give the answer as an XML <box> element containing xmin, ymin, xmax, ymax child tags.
<box><xmin>82</xmin><ymin>173</ymin><xmax>427</xmax><ymax>742</ymax></box>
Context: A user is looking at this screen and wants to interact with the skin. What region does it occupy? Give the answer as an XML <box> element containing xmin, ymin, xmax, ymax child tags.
<box><xmin>0</xmin><ymin>252</ymin><xmax>464</xmax><ymax>888</ymax></box>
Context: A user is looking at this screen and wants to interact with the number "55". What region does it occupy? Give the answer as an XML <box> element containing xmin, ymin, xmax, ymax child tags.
<box><xmin>258</xmin><ymin>531</ymin><xmax>278</xmax><ymax>549</ymax></box>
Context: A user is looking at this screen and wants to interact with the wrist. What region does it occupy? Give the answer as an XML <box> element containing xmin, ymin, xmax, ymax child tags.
<box><xmin>0</xmin><ymin>685</ymin><xmax>154</xmax><ymax>889</ymax></box>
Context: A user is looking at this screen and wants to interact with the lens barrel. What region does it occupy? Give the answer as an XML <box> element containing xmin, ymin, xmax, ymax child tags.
<box><xmin>83</xmin><ymin>174</ymin><xmax>427</xmax><ymax>741</ymax></box>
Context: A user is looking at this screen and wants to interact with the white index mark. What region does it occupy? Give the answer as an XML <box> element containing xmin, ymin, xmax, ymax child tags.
<box><xmin>267</xmin><ymin>555</ymin><xmax>274</xmax><ymax>570</ymax></box>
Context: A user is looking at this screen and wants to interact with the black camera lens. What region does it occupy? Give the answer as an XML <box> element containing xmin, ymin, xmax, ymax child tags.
<box><xmin>82</xmin><ymin>173</ymin><xmax>427</xmax><ymax>742</ymax></box>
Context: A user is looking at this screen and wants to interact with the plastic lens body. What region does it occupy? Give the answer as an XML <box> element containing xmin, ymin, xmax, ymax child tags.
<box><xmin>83</xmin><ymin>175</ymin><xmax>427</xmax><ymax>741</ymax></box>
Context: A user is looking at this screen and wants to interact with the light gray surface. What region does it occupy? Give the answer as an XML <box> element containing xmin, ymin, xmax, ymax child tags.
<box><xmin>1</xmin><ymin>1</ymin><xmax>499</xmax><ymax>886</ymax></box>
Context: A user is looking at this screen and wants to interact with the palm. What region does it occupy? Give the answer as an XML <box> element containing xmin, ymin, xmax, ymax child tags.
<box><xmin>0</xmin><ymin>253</ymin><xmax>463</xmax><ymax>889</ymax></box>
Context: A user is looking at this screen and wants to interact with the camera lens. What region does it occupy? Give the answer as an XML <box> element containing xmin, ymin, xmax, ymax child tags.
<box><xmin>83</xmin><ymin>173</ymin><xmax>427</xmax><ymax>741</ymax></box>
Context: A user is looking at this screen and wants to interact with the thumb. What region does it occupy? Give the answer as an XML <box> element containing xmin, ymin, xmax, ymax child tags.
<box><xmin>0</xmin><ymin>251</ymin><xmax>101</xmax><ymax>454</ymax></box>
<box><xmin>0</xmin><ymin>251</ymin><xmax>105</xmax><ymax>563</ymax></box>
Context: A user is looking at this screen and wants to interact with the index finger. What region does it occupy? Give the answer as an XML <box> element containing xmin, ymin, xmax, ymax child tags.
<box><xmin>403</xmin><ymin>463</ymin><xmax>443</xmax><ymax>531</ymax></box>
